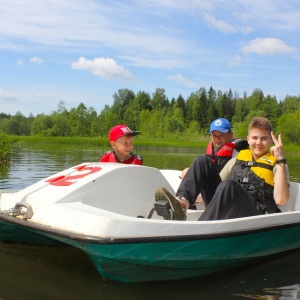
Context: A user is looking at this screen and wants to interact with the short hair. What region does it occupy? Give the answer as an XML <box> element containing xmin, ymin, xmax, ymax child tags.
<box><xmin>248</xmin><ymin>117</ymin><xmax>273</xmax><ymax>133</ymax></box>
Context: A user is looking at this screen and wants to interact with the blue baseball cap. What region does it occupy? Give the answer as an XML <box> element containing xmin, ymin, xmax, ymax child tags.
<box><xmin>209</xmin><ymin>118</ymin><xmax>232</xmax><ymax>133</ymax></box>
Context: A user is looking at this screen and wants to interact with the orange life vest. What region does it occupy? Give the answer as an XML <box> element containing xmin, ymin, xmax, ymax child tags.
<box><xmin>100</xmin><ymin>151</ymin><xmax>143</xmax><ymax>165</ymax></box>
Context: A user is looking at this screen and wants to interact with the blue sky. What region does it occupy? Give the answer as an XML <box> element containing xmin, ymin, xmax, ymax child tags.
<box><xmin>1</xmin><ymin>0</ymin><xmax>299</xmax><ymax>116</ymax></box>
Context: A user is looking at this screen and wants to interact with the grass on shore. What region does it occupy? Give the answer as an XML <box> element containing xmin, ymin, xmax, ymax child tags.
<box><xmin>10</xmin><ymin>135</ymin><xmax>209</xmax><ymax>151</ymax></box>
<box><xmin>9</xmin><ymin>135</ymin><xmax>300</xmax><ymax>152</ymax></box>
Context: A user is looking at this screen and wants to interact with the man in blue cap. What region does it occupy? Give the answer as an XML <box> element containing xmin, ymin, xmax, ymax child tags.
<box><xmin>206</xmin><ymin>118</ymin><xmax>235</xmax><ymax>173</ymax></box>
<box><xmin>206</xmin><ymin>118</ymin><xmax>248</xmax><ymax>173</ymax></box>
<box><xmin>181</xmin><ymin>118</ymin><xmax>247</xmax><ymax>177</ymax></box>
<box><xmin>179</xmin><ymin>118</ymin><xmax>248</xmax><ymax>210</ymax></box>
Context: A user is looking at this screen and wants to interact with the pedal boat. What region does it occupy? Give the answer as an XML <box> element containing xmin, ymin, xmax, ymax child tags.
<box><xmin>1</xmin><ymin>162</ymin><xmax>300</xmax><ymax>283</ymax></box>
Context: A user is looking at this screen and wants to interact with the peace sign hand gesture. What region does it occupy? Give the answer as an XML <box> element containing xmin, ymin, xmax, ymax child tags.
<box><xmin>270</xmin><ymin>131</ymin><xmax>285</xmax><ymax>160</ymax></box>
<box><xmin>270</xmin><ymin>132</ymin><xmax>289</xmax><ymax>206</ymax></box>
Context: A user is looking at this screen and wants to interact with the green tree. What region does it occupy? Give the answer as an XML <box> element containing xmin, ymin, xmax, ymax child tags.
<box><xmin>90</xmin><ymin>114</ymin><xmax>101</xmax><ymax>137</ymax></box>
<box><xmin>246</xmin><ymin>89</ymin><xmax>264</xmax><ymax>111</ymax></box>
<box><xmin>111</xmin><ymin>89</ymin><xmax>135</xmax><ymax>121</ymax></box>
<box><xmin>165</xmin><ymin>105</ymin><xmax>185</xmax><ymax>135</ymax></box>
<box><xmin>260</xmin><ymin>95</ymin><xmax>281</xmax><ymax>128</ymax></box>
<box><xmin>214</xmin><ymin>90</ymin><xmax>224</xmax><ymax>118</ymax></box>
<box><xmin>176</xmin><ymin>94</ymin><xmax>186</xmax><ymax>118</ymax></box>
<box><xmin>282</xmin><ymin>95</ymin><xmax>300</xmax><ymax>113</ymax></box>
<box><xmin>186</xmin><ymin>87</ymin><xmax>208</xmax><ymax>129</ymax></box>
<box><xmin>135</xmin><ymin>91</ymin><xmax>151</xmax><ymax>111</ymax></box>
<box><xmin>185</xmin><ymin>92</ymin><xmax>196</xmax><ymax>125</ymax></box>
<box><xmin>139</xmin><ymin>109</ymin><xmax>165</xmax><ymax>138</ymax></box>
<box><xmin>277</xmin><ymin>110</ymin><xmax>300</xmax><ymax>144</ymax></box>
<box><xmin>207</xmin><ymin>87</ymin><xmax>217</xmax><ymax>123</ymax></box>
<box><xmin>234</xmin><ymin>98</ymin><xmax>248</xmax><ymax>122</ymax></box>
<box><xmin>1</xmin><ymin>86</ymin><xmax>300</xmax><ymax>142</ymax></box>
<box><xmin>31</xmin><ymin>114</ymin><xmax>53</xmax><ymax>136</ymax></box>
<box><xmin>191</xmin><ymin>93</ymin><xmax>201</xmax><ymax>124</ymax></box>
<box><xmin>68</xmin><ymin>103</ymin><xmax>94</xmax><ymax>136</ymax></box>
<box><xmin>50</xmin><ymin>101</ymin><xmax>71</xmax><ymax>136</ymax></box>
<box><xmin>0</xmin><ymin>118</ymin><xmax>10</xmax><ymax>133</ymax></box>
<box><xmin>224</xmin><ymin>89</ymin><xmax>235</xmax><ymax>120</ymax></box>
<box><xmin>197</xmin><ymin>87</ymin><xmax>208</xmax><ymax>129</ymax></box>
<box><xmin>184</xmin><ymin>120</ymin><xmax>201</xmax><ymax>140</ymax></box>
<box><xmin>150</xmin><ymin>88</ymin><xmax>169</xmax><ymax>110</ymax></box>
<box><xmin>232</xmin><ymin>110</ymin><xmax>266</xmax><ymax>139</ymax></box>
<box><xmin>5</xmin><ymin>112</ymin><xmax>30</xmax><ymax>135</ymax></box>
<box><xmin>123</xmin><ymin>98</ymin><xmax>141</xmax><ymax>131</ymax></box>
<box><xmin>98</xmin><ymin>105</ymin><xmax>119</xmax><ymax>137</ymax></box>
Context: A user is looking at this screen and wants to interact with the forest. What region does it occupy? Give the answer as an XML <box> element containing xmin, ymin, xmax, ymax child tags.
<box><xmin>1</xmin><ymin>86</ymin><xmax>300</xmax><ymax>144</ymax></box>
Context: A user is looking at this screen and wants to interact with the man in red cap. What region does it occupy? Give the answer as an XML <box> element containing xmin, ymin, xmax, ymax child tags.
<box><xmin>100</xmin><ymin>124</ymin><xmax>143</xmax><ymax>165</ymax></box>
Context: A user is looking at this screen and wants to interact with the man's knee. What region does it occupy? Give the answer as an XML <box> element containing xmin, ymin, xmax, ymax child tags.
<box><xmin>216</xmin><ymin>179</ymin><xmax>238</xmax><ymax>193</ymax></box>
<box><xmin>192</xmin><ymin>155</ymin><xmax>211</xmax><ymax>167</ymax></box>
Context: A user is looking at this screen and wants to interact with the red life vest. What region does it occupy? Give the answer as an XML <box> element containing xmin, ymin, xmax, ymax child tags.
<box><xmin>205</xmin><ymin>141</ymin><xmax>237</xmax><ymax>173</ymax></box>
<box><xmin>100</xmin><ymin>151</ymin><xmax>143</xmax><ymax>165</ymax></box>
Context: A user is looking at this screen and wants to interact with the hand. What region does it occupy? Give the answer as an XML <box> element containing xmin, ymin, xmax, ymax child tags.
<box><xmin>270</xmin><ymin>131</ymin><xmax>285</xmax><ymax>160</ymax></box>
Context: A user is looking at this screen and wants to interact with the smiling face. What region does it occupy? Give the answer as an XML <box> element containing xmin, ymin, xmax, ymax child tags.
<box><xmin>110</xmin><ymin>135</ymin><xmax>134</xmax><ymax>161</ymax></box>
<box><xmin>247</xmin><ymin>128</ymin><xmax>272</xmax><ymax>160</ymax></box>
<box><xmin>211</xmin><ymin>130</ymin><xmax>233</xmax><ymax>150</ymax></box>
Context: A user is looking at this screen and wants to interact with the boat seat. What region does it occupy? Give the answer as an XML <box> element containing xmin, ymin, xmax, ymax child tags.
<box><xmin>76</xmin><ymin>165</ymin><xmax>176</xmax><ymax>218</ymax></box>
<box><xmin>280</xmin><ymin>182</ymin><xmax>300</xmax><ymax>212</ymax></box>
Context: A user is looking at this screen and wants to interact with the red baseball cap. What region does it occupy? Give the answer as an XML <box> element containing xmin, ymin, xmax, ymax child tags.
<box><xmin>109</xmin><ymin>124</ymin><xmax>140</xmax><ymax>142</ymax></box>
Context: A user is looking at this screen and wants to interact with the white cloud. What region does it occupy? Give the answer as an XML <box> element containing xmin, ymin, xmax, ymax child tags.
<box><xmin>120</xmin><ymin>55</ymin><xmax>187</xmax><ymax>69</ymax></box>
<box><xmin>30</xmin><ymin>56</ymin><xmax>44</xmax><ymax>64</ymax></box>
<box><xmin>0</xmin><ymin>87</ymin><xmax>17</xmax><ymax>102</ymax></box>
<box><xmin>137</xmin><ymin>0</ymin><xmax>214</xmax><ymax>13</ymax></box>
<box><xmin>0</xmin><ymin>0</ymin><xmax>189</xmax><ymax>65</ymax></box>
<box><xmin>233</xmin><ymin>11</ymin><xmax>252</xmax><ymax>21</ymax></box>
<box><xmin>203</xmin><ymin>13</ymin><xmax>237</xmax><ymax>33</ymax></box>
<box><xmin>240</xmin><ymin>26</ymin><xmax>253</xmax><ymax>34</ymax></box>
<box><xmin>241</xmin><ymin>38</ymin><xmax>297</xmax><ymax>55</ymax></box>
<box><xmin>229</xmin><ymin>55</ymin><xmax>242</xmax><ymax>67</ymax></box>
<box><xmin>168</xmin><ymin>74</ymin><xmax>198</xmax><ymax>88</ymax></box>
<box><xmin>16</xmin><ymin>59</ymin><xmax>24</xmax><ymax>66</ymax></box>
<box><xmin>71</xmin><ymin>57</ymin><xmax>134</xmax><ymax>81</ymax></box>
<box><xmin>231</xmin><ymin>0</ymin><xmax>300</xmax><ymax>32</ymax></box>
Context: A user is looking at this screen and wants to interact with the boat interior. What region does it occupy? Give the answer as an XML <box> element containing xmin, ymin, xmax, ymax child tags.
<box><xmin>0</xmin><ymin>163</ymin><xmax>300</xmax><ymax>223</ymax></box>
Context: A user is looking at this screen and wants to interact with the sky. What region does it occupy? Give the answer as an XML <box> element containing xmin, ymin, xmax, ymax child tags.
<box><xmin>0</xmin><ymin>0</ymin><xmax>300</xmax><ymax>117</ymax></box>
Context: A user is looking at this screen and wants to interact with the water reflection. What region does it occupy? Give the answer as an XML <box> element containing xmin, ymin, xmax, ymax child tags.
<box><xmin>1</xmin><ymin>242</ymin><xmax>300</xmax><ymax>299</ymax></box>
<box><xmin>286</xmin><ymin>153</ymin><xmax>300</xmax><ymax>183</ymax></box>
<box><xmin>0</xmin><ymin>148</ymin><xmax>102</xmax><ymax>190</ymax></box>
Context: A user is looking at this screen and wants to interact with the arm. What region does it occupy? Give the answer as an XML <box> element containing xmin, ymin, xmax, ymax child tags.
<box><xmin>219</xmin><ymin>158</ymin><xmax>236</xmax><ymax>181</ymax></box>
<box><xmin>271</xmin><ymin>132</ymin><xmax>290</xmax><ymax>205</ymax></box>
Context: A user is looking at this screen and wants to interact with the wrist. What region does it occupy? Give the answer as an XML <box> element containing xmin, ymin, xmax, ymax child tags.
<box><xmin>276</xmin><ymin>158</ymin><xmax>287</xmax><ymax>164</ymax></box>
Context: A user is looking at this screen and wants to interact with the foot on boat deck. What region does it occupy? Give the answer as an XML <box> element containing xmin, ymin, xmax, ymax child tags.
<box><xmin>155</xmin><ymin>187</ymin><xmax>187</xmax><ymax>221</ymax></box>
<box><xmin>153</xmin><ymin>199</ymin><xmax>173</xmax><ymax>220</ymax></box>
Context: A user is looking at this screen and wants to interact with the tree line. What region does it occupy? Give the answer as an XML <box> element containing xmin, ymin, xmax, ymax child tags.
<box><xmin>0</xmin><ymin>87</ymin><xmax>300</xmax><ymax>144</ymax></box>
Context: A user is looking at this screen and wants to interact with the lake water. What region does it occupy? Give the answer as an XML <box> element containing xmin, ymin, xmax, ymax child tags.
<box><xmin>1</xmin><ymin>147</ymin><xmax>300</xmax><ymax>300</ymax></box>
